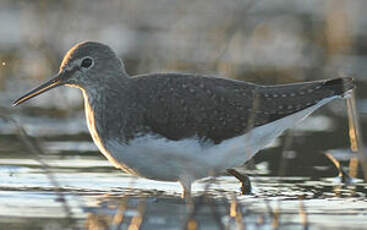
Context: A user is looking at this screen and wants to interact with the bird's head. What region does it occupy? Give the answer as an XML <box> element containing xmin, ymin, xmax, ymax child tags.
<box><xmin>13</xmin><ymin>41</ymin><xmax>124</xmax><ymax>106</ymax></box>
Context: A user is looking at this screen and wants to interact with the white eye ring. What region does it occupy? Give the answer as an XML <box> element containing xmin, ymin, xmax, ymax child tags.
<box><xmin>80</xmin><ymin>56</ymin><xmax>94</xmax><ymax>69</ymax></box>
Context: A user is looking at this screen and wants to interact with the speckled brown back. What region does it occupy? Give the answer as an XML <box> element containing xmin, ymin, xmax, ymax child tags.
<box><xmin>120</xmin><ymin>74</ymin><xmax>354</xmax><ymax>144</ymax></box>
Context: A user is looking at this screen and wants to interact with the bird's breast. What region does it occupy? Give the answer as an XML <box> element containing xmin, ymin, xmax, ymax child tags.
<box><xmin>83</xmin><ymin>91</ymin><xmax>105</xmax><ymax>151</ymax></box>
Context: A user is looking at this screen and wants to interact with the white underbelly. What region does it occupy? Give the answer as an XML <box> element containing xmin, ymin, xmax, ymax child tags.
<box><xmin>100</xmin><ymin>97</ymin><xmax>337</xmax><ymax>182</ymax></box>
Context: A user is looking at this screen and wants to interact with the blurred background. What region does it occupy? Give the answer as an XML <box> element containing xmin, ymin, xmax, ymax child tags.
<box><xmin>1</xmin><ymin>0</ymin><xmax>367</xmax><ymax>229</ymax></box>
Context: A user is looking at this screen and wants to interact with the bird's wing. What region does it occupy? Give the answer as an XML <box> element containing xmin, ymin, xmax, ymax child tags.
<box><xmin>133</xmin><ymin>73</ymin><xmax>258</xmax><ymax>144</ymax></box>
<box><xmin>132</xmin><ymin>74</ymin><xmax>354</xmax><ymax>144</ymax></box>
<box><xmin>255</xmin><ymin>77</ymin><xmax>354</xmax><ymax>125</ymax></box>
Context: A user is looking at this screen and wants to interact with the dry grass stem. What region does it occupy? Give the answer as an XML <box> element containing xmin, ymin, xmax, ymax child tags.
<box><xmin>346</xmin><ymin>92</ymin><xmax>367</xmax><ymax>181</ymax></box>
<box><xmin>112</xmin><ymin>197</ymin><xmax>128</xmax><ymax>230</ymax></box>
<box><xmin>127</xmin><ymin>198</ymin><xmax>146</xmax><ymax>230</ymax></box>
<box><xmin>298</xmin><ymin>196</ymin><xmax>309</xmax><ymax>230</ymax></box>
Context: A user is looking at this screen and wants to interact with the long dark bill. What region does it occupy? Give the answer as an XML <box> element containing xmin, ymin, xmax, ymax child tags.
<box><xmin>12</xmin><ymin>73</ymin><xmax>63</xmax><ymax>106</ymax></box>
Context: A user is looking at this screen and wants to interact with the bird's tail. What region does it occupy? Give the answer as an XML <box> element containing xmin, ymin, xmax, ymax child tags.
<box><xmin>256</xmin><ymin>77</ymin><xmax>356</xmax><ymax>124</ymax></box>
<box><xmin>322</xmin><ymin>77</ymin><xmax>355</xmax><ymax>98</ymax></box>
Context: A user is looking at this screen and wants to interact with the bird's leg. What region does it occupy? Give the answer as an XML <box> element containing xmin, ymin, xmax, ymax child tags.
<box><xmin>182</xmin><ymin>188</ymin><xmax>192</xmax><ymax>201</ymax></box>
<box><xmin>179</xmin><ymin>176</ymin><xmax>193</xmax><ymax>202</ymax></box>
<box><xmin>227</xmin><ymin>169</ymin><xmax>252</xmax><ymax>195</ymax></box>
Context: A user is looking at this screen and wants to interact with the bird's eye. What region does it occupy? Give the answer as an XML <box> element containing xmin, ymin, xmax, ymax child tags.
<box><xmin>81</xmin><ymin>57</ymin><xmax>93</xmax><ymax>68</ymax></box>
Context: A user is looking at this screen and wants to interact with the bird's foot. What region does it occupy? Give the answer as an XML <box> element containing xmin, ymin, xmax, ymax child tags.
<box><xmin>325</xmin><ymin>153</ymin><xmax>354</xmax><ymax>185</ymax></box>
<box><xmin>227</xmin><ymin>169</ymin><xmax>252</xmax><ymax>195</ymax></box>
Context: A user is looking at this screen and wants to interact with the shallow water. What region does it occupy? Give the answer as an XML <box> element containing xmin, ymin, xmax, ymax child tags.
<box><xmin>1</xmin><ymin>164</ymin><xmax>367</xmax><ymax>230</ymax></box>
